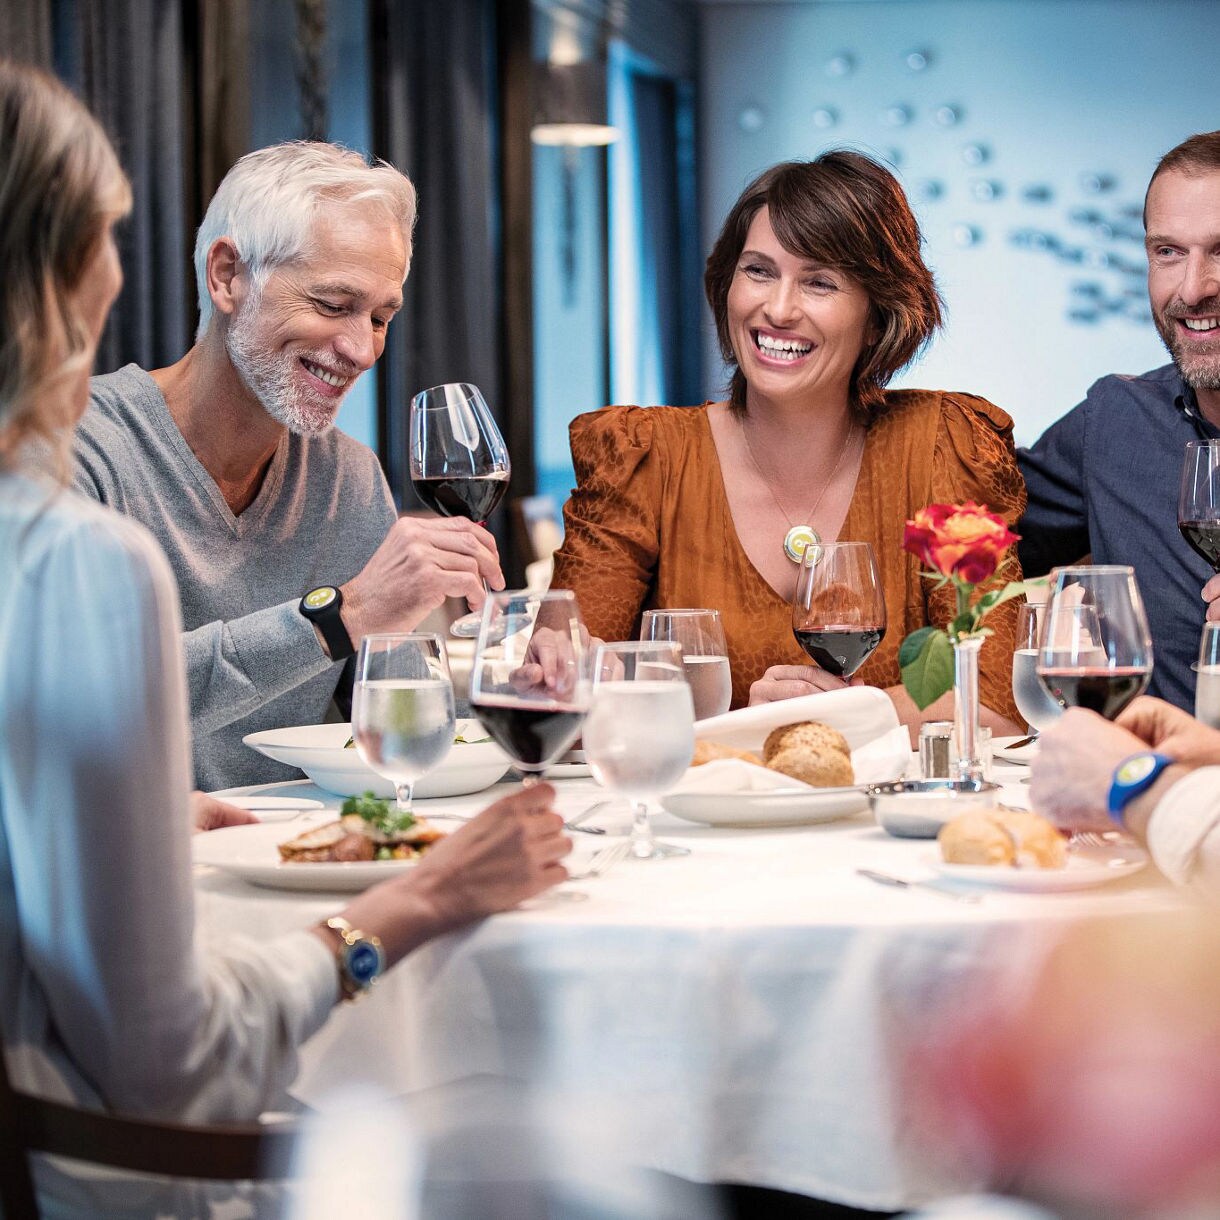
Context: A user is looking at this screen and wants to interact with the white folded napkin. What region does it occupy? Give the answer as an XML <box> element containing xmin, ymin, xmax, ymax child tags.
<box><xmin>670</xmin><ymin>724</ymin><xmax>911</xmax><ymax>795</ymax></box>
<box><xmin>694</xmin><ymin>686</ymin><xmax>900</xmax><ymax>752</ymax></box>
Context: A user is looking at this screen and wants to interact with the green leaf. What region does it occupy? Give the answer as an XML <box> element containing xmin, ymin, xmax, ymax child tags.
<box><xmin>973</xmin><ymin>579</ymin><xmax>1041</xmax><ymax>618</ymax></box>
<box><xmin>900</xmin><ymin>629</ymin><xmax>956</xmax><ymax>710</ymax></box>
<box><xmin>898</xmin><ymin>625</ymin><xmax>939</xmax><ymax>669</ymax></box>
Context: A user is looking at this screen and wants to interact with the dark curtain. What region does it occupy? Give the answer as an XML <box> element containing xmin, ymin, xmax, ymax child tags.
<box><xmin>369</xmin><ymin>0</ymin><xmax>502</xmax><ymax>509</ymax></box>
<box><xmin>0</xmin><ymin>2</ymin><xmax>52</xmax><ymax>64</ymax></box>
<box><xmin>34</xmin><ymin>0</ymin><xmax>251</xmax><ymax>373</ymax></box>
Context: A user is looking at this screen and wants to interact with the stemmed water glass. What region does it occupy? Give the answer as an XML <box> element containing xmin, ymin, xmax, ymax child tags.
<box><xmin>1036</xmin><ymin>566</ymin><xmax>1153</xmax><ymax>721</ymax></box>
<box><xmin>469</xmin><ymin>589</ymin><xmax>592</xmax><ymax>785</ymax></box>
<box><xmin>791</xmin><ymin>542</ymin><xmax>887</xmax><ymax>678</ymax></box>
<box><xmin>351</xmin><ymin>633</ymin><xmax>456</xmax><ymax>813</ymax></box>
<box><xmin>639</xmin><ymin>609</ymin><xmax>731</xmax><ymax>720</ymax></box>
<box><xmin>1179</xmin><ymin>439</ymin><xmax>1220</xmax><ymax>573</ymax></box>
<box><xmin>583</xmin><ymin>641</ymin><xmax>695</xmax><ymax>860</ymax></box>
<box><xmin>409</xmin><ymin>383</ymin><xmax>511</xmax><ymax>638</ymax></box>
<box><xmin>1011</xmin><ymin>601</ymin><xmax>1063</xmax><ymax>736</ymax></box>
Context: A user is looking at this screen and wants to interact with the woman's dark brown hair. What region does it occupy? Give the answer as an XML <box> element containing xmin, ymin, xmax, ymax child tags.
<box><xmin>704</xmin><ymin>151</ymin><xmax>943</xmax><ymax>421</ymax></box>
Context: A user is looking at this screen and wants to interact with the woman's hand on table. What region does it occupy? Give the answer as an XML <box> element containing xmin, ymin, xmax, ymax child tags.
<box><xmin>748</xmin><ymin>664</ymin><xmax>855</xmax><ymax>705</ymax></box>
<box><xmin>336</xmin><ymin>783</ymin><xmax>573</xmax><ymax>966</ymax></box>
<box><xmin>1029</xmin><ymin>709</ymin><xmax>1145</xmax><ymax>833</ymax></box>
<box><xmin>190</xmin><ymin>791</ymin><xmax>258</xmax><ymax>833</ymax></box>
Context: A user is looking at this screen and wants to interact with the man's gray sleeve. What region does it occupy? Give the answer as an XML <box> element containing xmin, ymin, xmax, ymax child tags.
<box><xmin>184</xmin><ymin>602</ymin><xmax>337</xmax><ymax>736</ymax></box>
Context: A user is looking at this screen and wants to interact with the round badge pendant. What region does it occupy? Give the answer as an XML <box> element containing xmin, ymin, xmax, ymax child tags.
<box><xmin>784</xmin><ymin>525</ymin><xmax>821</xmax><ymax>564</ymax></box>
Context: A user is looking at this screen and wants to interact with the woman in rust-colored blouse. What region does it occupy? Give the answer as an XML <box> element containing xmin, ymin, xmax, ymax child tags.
<box><xmin>551</xmin><ymin>153</ymin><xmax>1024</xmax><ymax>735</ymax></box>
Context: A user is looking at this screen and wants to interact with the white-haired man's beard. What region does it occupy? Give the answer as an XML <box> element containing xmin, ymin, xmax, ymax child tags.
<box><xmin>1155</xmin><ymin>296</ymin><xmax>1220</xmax><ymax>393</ymax></box>
<box><xmin>225</xmin><ymin>302</ymin><xmax>352</xmax><ymax>436</ymax></box>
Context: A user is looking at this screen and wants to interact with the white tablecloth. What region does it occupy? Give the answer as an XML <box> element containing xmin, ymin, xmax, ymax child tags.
<box><xmin>196</xmin><ymin>773</ymin><xmax>1182</xmax><ymax>1211</ymax></box>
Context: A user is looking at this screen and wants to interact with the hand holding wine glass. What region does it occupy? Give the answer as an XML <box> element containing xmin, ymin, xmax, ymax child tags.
<box><xmin>583</xmin><ymin>641</ymin><xmax>695</xmax><ymax>860</ymax></box>
<box><xmin>791</xmin><ymin>542</ymin><xmax>886</xmax><ymax>678</ymax></box>
<box><xmin>410</xmin><ymin>383</ymin><xmax>510</xmax><ymax>637</ymax></box>
<box><xmin>639</xmin><ymin>608</ymin><xmax>731</xmax><ymax>720</ymax></box>
<box><xmin>470</xmin><ymin>590</ymin><xmax>591</xmax><ymax>784</ymax></box>
<box><xmin>351</xmin><ymin>633</ymin><xmax>456</xmax><ymax>813</ymax></box>
<box><xmin>1036</xmin><ymin>566</ymin><xmax>1153</xmax><ymax>720</ymax></box>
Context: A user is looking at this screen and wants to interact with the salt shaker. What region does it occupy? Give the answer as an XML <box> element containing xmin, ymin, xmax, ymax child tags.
<box><xmin>918</xmin><ymin>721</ymin><xmax>955</xmax><ymax>779</ymax></box>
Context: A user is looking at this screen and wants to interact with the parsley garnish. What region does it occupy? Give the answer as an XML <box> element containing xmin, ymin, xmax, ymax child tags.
<box><xmin>341</xmin><ymin>790</ymin><xmax>416</xmax><ymax>836</ymax></box>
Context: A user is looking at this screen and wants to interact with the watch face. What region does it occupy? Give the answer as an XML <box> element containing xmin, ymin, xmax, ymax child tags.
<box><xmin>304</xmin><ymin>586</ymin><xmax>338</xmax><ymax>611</ymax></box>
<box><xmin>347</xmin><ymin>941</ymin><xmax>383</xmax><ymax>985</ymax></box>
<box><xmin>1116</xmin><ymin>753</ymin><xmax>1157</xmax><ymax>786</ymax></box>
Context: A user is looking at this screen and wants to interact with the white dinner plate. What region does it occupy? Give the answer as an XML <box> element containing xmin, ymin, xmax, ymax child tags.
<box><xmin>921</xmin><ymin>843</ymin><xmax>1148</xmax><ymax>892</ymax></box>
<box><xmin>192</xmin><ymin>821</ymin><xmax>421</xmax><ymax>892</ymax></box>
<box><xmin>661</xmin><ymin>785</ymin><xmax>870</xmax><ymax>828</ymax></box>
<box><xmin>993</xmin><ymin>735</ymin><xmax>1039</xmax><ymax>765</ymax></box>
<box><xmin>216</xmin><ymin>795</ymin><xmax>325</xmax><ymax>822</ymax></box>
<box><xmin>242</xmin><ymin>720</ymin><xmax>512</xmax><ymax>799</ymax></box>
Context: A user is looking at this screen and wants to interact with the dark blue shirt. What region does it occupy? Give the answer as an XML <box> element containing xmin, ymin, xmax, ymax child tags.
<box><xmin>1017</xmin><ymin>363</ymin><xmax>1220</xmax><ymax>712</ymax></box>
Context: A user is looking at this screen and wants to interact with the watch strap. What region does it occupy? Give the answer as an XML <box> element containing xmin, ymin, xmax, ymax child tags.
<box><xmin>1107</xmin><ymin>751</ymin><xmax>1172</xmax><ymax>825</ymax></box>
<box><xmin>300</xmin><ymin>586</ymin><xmax>355</xmax><ymax>662</ymax></box>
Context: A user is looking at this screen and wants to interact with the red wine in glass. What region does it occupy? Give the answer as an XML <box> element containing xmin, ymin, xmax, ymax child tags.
<box><xmin>1178</xmin><ymin>520</ymin><xmax>1220</xmax><ymax>571</ymax></box>
<box><xmin>1037</xmin><ymin>666</ymin><xmax>1150</xmax><ymax>719</ymax></box>
<box><xmin>470</xmin><ymin>698</ymin><xmax>585</xmax><ymax>769</ymax></box>
<box><xmin>413</xmin><ymin>472</ymin><xmax>510</xmax><ymax>523</ymax></box>
<box><xmin>791</xmin><ymin>542</ymin><xmax>887</xmax><ymax>680</ymax></box>
<box><xmin>1179</xmin><ymin>440</ymin><xmax>1220</xmax><ymax>571</ymax></box>
<box><xmin>794</xmin><ymin>626</ymin><xmax>886</xmax><ymax>678</ymax></box>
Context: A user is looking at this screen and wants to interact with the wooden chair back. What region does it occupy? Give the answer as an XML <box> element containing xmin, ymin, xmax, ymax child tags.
<box><xmin>0</xmin><ymin>1039</ymin><xmax>300</xmax><ymax>1219</ymax></box>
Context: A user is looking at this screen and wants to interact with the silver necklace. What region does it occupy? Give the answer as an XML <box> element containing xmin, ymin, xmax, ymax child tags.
<box><xmin>740</xmin><ymin>418</ymin><xmax>858</xmax><ymax>563</ymax></box>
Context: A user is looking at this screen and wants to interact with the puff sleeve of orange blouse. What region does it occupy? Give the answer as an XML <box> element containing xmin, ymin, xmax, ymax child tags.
<box><xmin>924</xmin><ymin>393</ymin><xmax>1028</xmax><ymax>725</ymax></box>
<box><xmin>551</xmin><ymin>406</ymin><xmax>661</xmax><ymax>643</ymax></box>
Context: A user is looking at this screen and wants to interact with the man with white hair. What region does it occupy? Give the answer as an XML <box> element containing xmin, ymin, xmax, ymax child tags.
<box><xmin>73</xmin><ymin>142</ymin><xmax>503</xmax><ymax>789</ymax></box>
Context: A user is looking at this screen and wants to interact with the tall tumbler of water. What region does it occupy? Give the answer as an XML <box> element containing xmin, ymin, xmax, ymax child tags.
<box><xmin>639</xmin><ymin>609</ymin><xmax>731</xmax><ymax>720</ymax></box>
<box><xmin>1195</xmin><ymin>622</ymin><xmax>1220</xmax><ymax>729</ymax></box>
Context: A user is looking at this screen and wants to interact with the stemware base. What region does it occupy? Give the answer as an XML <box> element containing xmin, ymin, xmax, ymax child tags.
<box><xmin>629</xmin><ymin>838</ymin><xmax>690</xmax><ymax>861</ymax></box>
<box><xmin>449</xmin><ymin>612</ymin><xmax>482</xmax><ymax>639</ymax></box>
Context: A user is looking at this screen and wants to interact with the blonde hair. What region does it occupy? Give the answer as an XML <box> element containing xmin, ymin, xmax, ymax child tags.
<box><xmin>0</xmin><ymin>59</ymin><xmax>131</xmax><ymax>470</ymax></box>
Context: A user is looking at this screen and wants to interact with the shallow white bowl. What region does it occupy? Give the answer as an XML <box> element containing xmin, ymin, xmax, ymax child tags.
<box><xmin>242</xmin><ymin>719</ymin><xmax>512</xmax><ymax>799</ymax></box>
<box><xmin>868</xmin><ymin>779</ymin><xmax>1000</xmax><ymax>839</ymax></box>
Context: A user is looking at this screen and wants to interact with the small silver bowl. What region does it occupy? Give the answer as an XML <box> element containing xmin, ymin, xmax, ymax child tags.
<box><xmin>868</xmin><ymin>778</ymin><xmax>1000</xmax><ymax>839</ymax></box>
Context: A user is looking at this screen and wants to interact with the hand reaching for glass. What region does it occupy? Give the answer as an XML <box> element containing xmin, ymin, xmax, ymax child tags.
<box><xmin>748</xmin><ymin>662</ymin><xmax>857</xmax><ymax>705</ymax></box>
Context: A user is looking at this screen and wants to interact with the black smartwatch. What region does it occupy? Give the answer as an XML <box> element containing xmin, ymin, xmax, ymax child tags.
<box><xmin>299</xmin><ymin>585</ymin><xmax>355</xmax><ymax>661</ymax></box>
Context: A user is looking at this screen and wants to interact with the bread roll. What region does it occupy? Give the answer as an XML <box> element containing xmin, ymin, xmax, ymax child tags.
<box><xmin>938</xmin><ymin>809</ymin><xmax>1067</xmax><ymax>869</ymax></box>
<box><xmin>691</xmin><ymin>740</ymin><xmax>762</xmax><ymax>767</ymax></box>
<box><xmin>761</xmin><ymin>720</ymin><xmax>854</xmax><ymax>788</ymax></box>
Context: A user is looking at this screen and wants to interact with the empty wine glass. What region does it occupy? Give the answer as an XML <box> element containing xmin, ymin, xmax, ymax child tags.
<box><xmin>469</xmin><ymin>589</ymin><xmax>591</xmax><ymax>785</ymax></box>
<box><xmin>410</xmin><ymin>383</ymin><xmax>511</xmax><ymax>638</ymax></box>
<box><xmin>1036</xmin><ymin>566</ymin><xmax>1153</xmax><ymax>720</ymax></box>
<box><xmin>1178</xmin><ymin>439</ymin><xmax>1220</xmax><ymax>572</ymax></box>
<box><xmin>791</xmin><ymin>542</ymin><xmax>886</xmax><ymax>678</ymax></box>
<box><xmin>351</xmin><ymin>633</ymin><xmax>456</xmax><ymax>812</ymax></box>
<box><xmin>639</xmin><ymin>609</ymin><xmax>731</xmax><ymax>720</ymax></box>
<box><xmin>1011</xmin><ymin>601</ymin><xmax>1063</xmax><ymax>735</ymax></box>
<box><xmin>584</xmin><ymin>641</ymin><xmax>694</xmax><ymax>860</ymax></box>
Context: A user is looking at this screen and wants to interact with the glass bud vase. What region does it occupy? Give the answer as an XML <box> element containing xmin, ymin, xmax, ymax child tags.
<box><xmin>953</xmin><ymin>635</ymin><xmax>985</xmax><ymax>782</ymax></box>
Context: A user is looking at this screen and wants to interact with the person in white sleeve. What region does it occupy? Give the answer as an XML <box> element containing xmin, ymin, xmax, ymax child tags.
<box><xmin>0</xmin><ymin>60</ymin><xmax>569</xmax><ymax>1216</ymax></box>
<box><xmin>1031</xmin><ymin>695</ymin><xmax>1220</xmax><ymax>890</ymax></box>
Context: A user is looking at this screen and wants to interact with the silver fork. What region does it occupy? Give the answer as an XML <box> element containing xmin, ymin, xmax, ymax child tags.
<box><xmin>1071</xmin><ymin>830</ymin><xmax>1126</xmax><ymax>849</ymax></box>
<box><xmin>570</xmin><ymin>839</ymin><xmax>631</xmax><ymax>880</ymax></box>
<box><xmin>427</xmin><ymin>811</ymin><xmax>606</xmax><ymax>835</ymax></box>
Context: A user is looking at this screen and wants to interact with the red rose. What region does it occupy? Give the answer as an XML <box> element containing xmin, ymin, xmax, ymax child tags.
<box><xmin>903</xmin><ymin>501</ymin><xmax>1019</xmax><ymax>585</ymax></box>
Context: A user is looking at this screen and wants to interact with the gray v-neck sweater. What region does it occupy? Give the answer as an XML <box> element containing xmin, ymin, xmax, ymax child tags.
<box><xmin>73</xmin><ymin>364</ymin><xmax>396</xmax><ymax>790</ymax></box>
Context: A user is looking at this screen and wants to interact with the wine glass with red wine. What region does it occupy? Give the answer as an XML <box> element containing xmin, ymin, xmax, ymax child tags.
<box><xmin>791</xmin><ymin>542</ymin><xmax>887</xmax><ymax>679</ymax></box>
<box><xmin>469</xmin><ymin>589</ymin><xmax>592</xmax><ymax>786</ymax></box>
<box><xmin>1178</xmin><ymin>439</ymin><xmax>1220</xmax><ymax>573</ymax></box>
<box><xmin>1036</xmin><ymin>566</ymin><xmax>1153</xmax><ymax>720</ymax></box>
<box><xmin>410</xmin><ymin>383</ymin><xmax>510</xmax><ymax>637</ymax></box>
